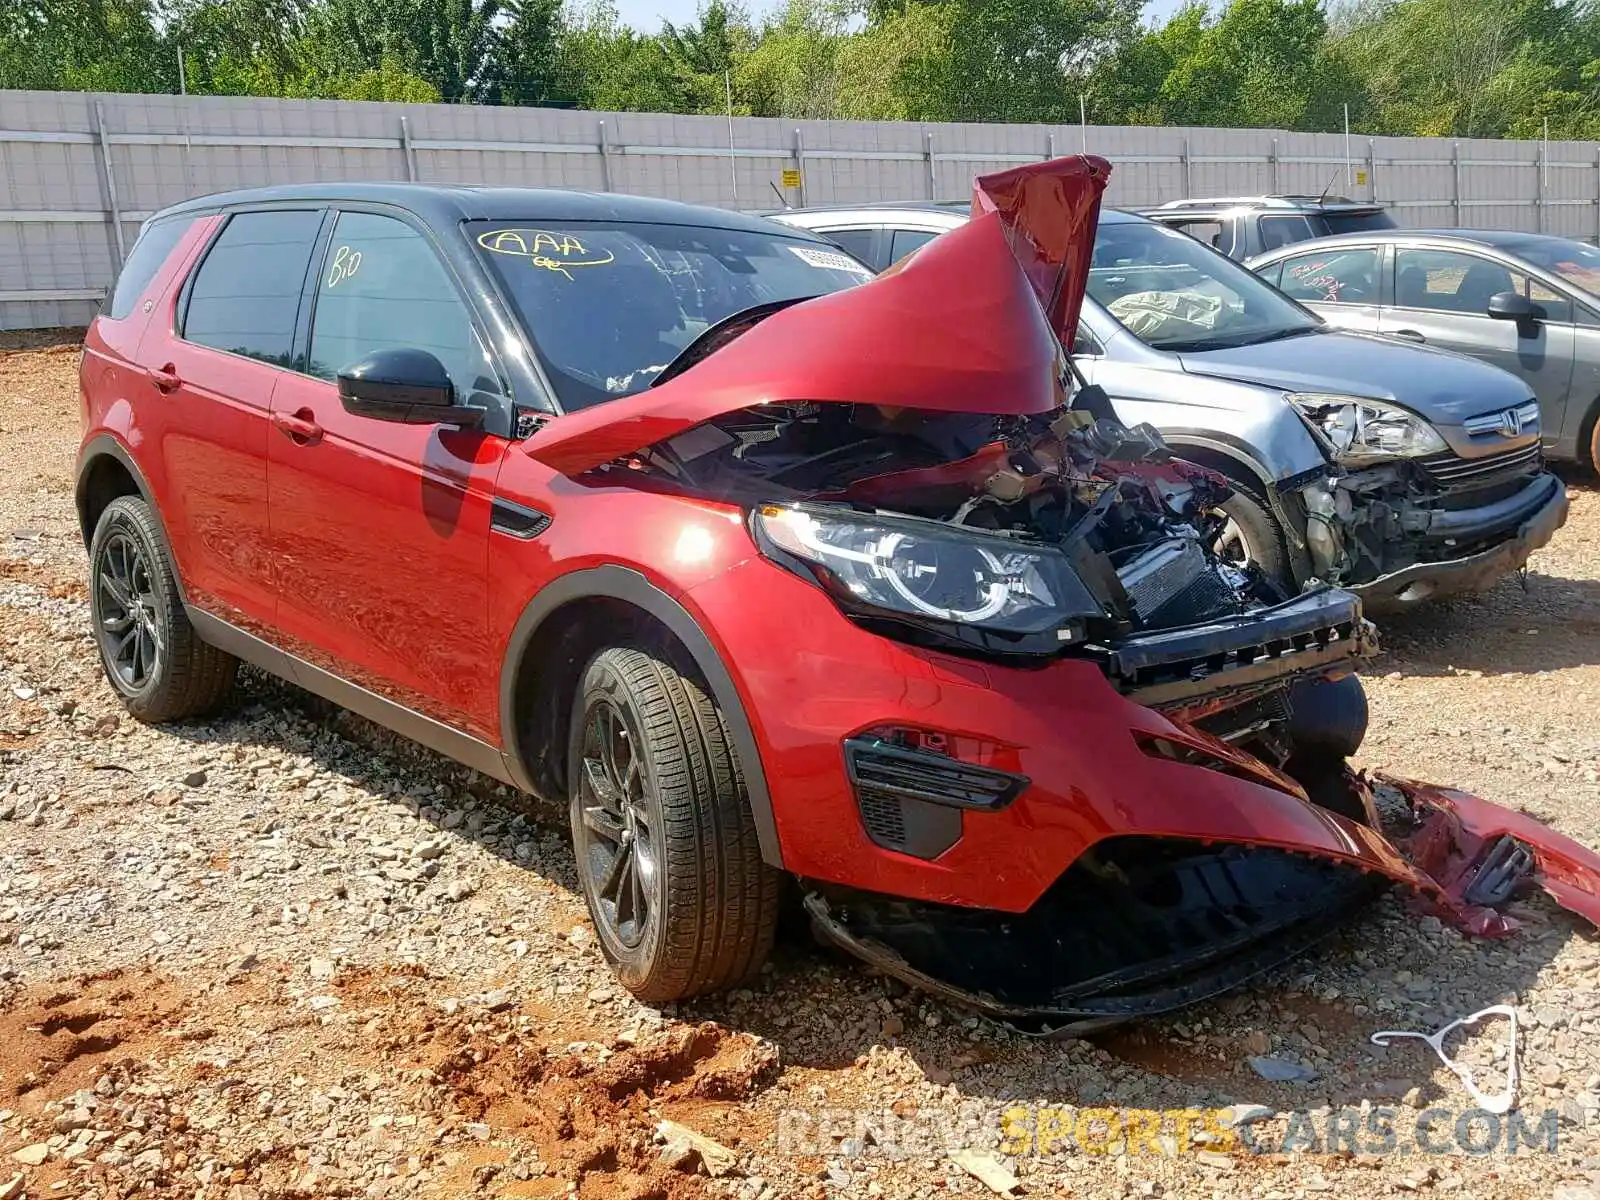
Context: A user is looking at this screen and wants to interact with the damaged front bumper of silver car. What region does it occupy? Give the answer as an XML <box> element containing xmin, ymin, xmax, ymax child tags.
<box><xmin>1300</xmin><ymin>463</ymin><xmax>1568</xmax><ymax>611</ymax></box>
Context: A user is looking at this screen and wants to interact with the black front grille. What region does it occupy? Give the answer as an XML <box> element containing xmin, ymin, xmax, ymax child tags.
<box><xmin>1419</xmin><ymin>442</ymin><xmax>1542</xmax><ymax>489</ymax></box>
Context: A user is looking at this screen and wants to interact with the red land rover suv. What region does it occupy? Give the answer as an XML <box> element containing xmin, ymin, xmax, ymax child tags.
<box><xmin>76</xmin><ymin>156</ymin><xmax>1600</xmax><ymax>1030</ymax></box>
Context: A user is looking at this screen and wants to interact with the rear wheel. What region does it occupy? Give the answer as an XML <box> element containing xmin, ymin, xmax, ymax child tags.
<box><xmin>88</xmin><ymin>496</ymin><xmax>237</xmax><ymax>723</ymax></box>
<box><xmin>568</xmin><ymin>644</ymin><xmax>781</xmax><ymax>1002</ymax></box>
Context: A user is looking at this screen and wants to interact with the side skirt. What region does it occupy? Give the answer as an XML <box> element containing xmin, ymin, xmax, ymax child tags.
<box><xmin>186</xmin><ymin>607</ymin><xmax>521</xmax><ymax>790</ymax></box>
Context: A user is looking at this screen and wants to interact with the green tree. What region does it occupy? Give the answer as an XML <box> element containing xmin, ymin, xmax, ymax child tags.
<box><xmin>0</xmin><ymin>0</ymin><xmax>174</xmax><ymax>92</ymax></box>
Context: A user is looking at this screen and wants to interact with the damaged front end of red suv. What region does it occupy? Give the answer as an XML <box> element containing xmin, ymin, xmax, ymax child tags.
<box><xmin>524</xmin><ymin>155</ymin><xmax>1600</xmax><ymax>1031</ymax></box>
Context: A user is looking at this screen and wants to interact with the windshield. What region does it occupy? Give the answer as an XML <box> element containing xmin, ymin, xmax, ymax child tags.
<box><xmin>1313</xmin><ymin>210</ymin><xmax>1396</xmax><ymax>236</ymax></box>
<box><xmin>1088</xmin><ymin>220</ymin><xmax>1320</xmax><ymax>350</ymax></box>
<box><xmin>1507</xmin><ymin>237</ymin><xmax>1600</xmax><ymax>296</ymax></box>
<box><xmin>471</xmin><ymin>220</ymin><xmax>873</xmax><ymax>410</ymax></box>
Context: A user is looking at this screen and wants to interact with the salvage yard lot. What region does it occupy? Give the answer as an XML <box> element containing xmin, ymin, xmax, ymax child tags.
<box><xmin>2</xmin><ymin>328</ymin><xmax>1600</xmax><ymax>1200</ymax></box>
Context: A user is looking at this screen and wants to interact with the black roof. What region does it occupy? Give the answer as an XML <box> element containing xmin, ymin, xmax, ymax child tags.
<box><xmin>154</xmin><ymin>182</ymin><xmax>798</xmax><ymax>237</ymax></box>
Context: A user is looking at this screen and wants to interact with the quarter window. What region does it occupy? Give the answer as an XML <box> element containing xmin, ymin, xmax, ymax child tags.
<box><xmin>309</xmin><ymin>212</ymin><xmax>498</xmax><ymax>398</ymax></box>
<box><xmin>182</xmin><ymin>210</ymin><xmax>323</xmax><ymax>367</ymax></box>
<box><xmin>108</xmin><ymin>216</ymin><xmax>193</xmax><ymax>320</ymax></box>
<box><xmin>1277</xmin><ymin>248</ymin><xmax>1381</xmax><ymax>304</ymax></box>
<box><xmin>1165</xmin><ymin>219</ymin><xmax>1233</xmax><ymax>257</ymax></box>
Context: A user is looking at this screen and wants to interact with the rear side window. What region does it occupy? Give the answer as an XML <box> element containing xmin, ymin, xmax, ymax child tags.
<box><xmin>1258</xmin><ymin>215</ymin><xmax>1313</xmax><ymax>252</ymax></box>
<box><xmin>890</xmin><ymin>229</ymin><xmax>940</xmax><ymax>265</ymax></box>
<box><xmin>1165</xmin><ymin>219</ymin><xmax>1234</xmax><ymax>257</ymax></box>
<box><xmin>182</xmin><ymin>210</ymin><xmax>323</xmax><ymax>367</ymax></box>
<box><xmin>107</xmin><ymin>216</ymin><xmax>193</xmax><ymax>320</ymax></box>
<box><xmin>820</xmin><ymin>228</ymin><xmax>877</xmax><ymax>268</ymax></box>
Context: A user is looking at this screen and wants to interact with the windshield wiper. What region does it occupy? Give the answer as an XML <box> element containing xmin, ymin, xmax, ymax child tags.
<box><xmin>1160</xmin><ymin>326</ymin><xmax>1319</xmax><ymax>352</ymax></box>
<box><xmin>651</xmin><ymin>297</ymin><xmax>819</xmax><ymax>388</ymax></box>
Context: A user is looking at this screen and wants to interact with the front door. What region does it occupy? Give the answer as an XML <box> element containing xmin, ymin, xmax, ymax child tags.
<box><xmin>1379</xmin><ymin>246</ymin><xmax>1577</xmax><ymax>437</ymax></box>
<box><xmin>267</xmin><ymin>208</ymin><xmax>513</xmax><ymax>740</ymax></box>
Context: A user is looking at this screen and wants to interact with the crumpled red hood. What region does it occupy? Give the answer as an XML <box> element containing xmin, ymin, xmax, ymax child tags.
<box><xmin>526</xmin><ymin>155</ymin><xmax>1111</xmax><ymax>476</ymax></box>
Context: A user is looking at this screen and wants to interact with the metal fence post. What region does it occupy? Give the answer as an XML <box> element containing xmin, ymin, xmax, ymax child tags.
<box><xmin>1595</xmin><ymin>145</ymin><xmax>1600</xmax><ymax>243</ymax></box>
<box><xmin>1045</xmin><ymin>132</ymin><xmax>1055</xmax><ymax>161</ymax></box>
<box><xmin>1181</xmin><ymin>137</ymin><xmax>1192</xmax><ymax>198</ymax></box>
<box><xmin>1270</xmin><ymin>137</ymin><xmax>1279</xmax><ymax>194</ymax></box>
<box><xmin>598</xmin><ymin>120</ymin><xmax>612</xmax><ymax>192</ymax></box>
<box><xmin>91</xmin><ymin>99</ymin><xmax>126</xmax><ymax>269</ymax></box>
<box><xmin>1535</xmin><ymin>141</ymin><xmax>1545</xmax><ymax>233</ymax></box>
<box><xmin>1367</xmin><ymin>138</ymin><xmax>1377</xmax><ymax>203</ymax></box>
<box><xmin>399</xmin><ymin>114</ymin><xmax>417</xmax><ymax>181</ymax></box>
<box><xmin>1452</xmin><ymin>141</ymin><xmax>1462</xmax><ymax>227</ymax></box>
<box><xmin>924</xmin><ymin>131</ymin><xmax>936</xmax><ymax>200</ymax></box>
<box><xmin>792</xmin><ymin>128</ymin><xmax>806</xmax><ymax>208</ymax></box>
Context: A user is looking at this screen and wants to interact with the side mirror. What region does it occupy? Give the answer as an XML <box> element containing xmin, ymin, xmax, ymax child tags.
<box><xmin>337</xmin><ymin>348</ymin><xmax>483</xmax><ymax>427</ymax></box>
<box><xmin>1486</xmin><ymin>291</ymin><xmax>1540</xmax><ymax>323</ymax></box>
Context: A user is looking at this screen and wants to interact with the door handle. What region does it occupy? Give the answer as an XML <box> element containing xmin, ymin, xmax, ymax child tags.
<box><xmin>147</xmin><ymin>364</ymin><xmax>182</xmax><ymax>392</ymax></box>
<box><xmin>271</xmin><ymin>408</ymin><xmax>323</xmax><ymax>444</ymax></box>
<box><xmin>1390</xmin><ymin>328</ymin><xmax>1426</xmax><ymax>343</ymax></box>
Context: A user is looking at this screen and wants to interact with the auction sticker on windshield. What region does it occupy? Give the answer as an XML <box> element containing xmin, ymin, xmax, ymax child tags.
<box><xmin>788</xmin><ymin>244</ymin><xmax>872</xmax><ymax>277</ymax></box>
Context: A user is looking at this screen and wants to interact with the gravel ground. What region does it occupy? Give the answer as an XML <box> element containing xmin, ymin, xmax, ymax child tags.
<box><xmin>4</xmin><ymin>330</ymin><xmax>1600</xmax><ymax>1200</ymax></box>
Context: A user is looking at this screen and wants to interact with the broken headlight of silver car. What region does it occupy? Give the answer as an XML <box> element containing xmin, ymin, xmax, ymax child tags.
<box><xmin>1289</xmin><ymin>393</ymin><xmax>1447</xmax><ymax>463</ymax></box>
<box><xmin>751</xmin><ymin>503</ymin><xmax>1102</xmax><ymax>650</ymax></box>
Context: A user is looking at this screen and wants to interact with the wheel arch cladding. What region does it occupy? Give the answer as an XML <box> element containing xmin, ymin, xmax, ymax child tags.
<box><xmin>499</xmin><ymin>566</ymin><xmax>784</xmax><ymax>869</ymax></box>
<box><xmin>76</xmin><ymin>436</ymin><xmax>150</xmax><ymax>548</ymax></box>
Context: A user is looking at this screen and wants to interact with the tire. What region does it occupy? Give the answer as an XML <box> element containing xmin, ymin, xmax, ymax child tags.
<box><xmin>567</xmin><ymin>644</ymin><xmax>781</xmax><ymax>1002</ymax></box>
<box><xmin>1212</xmin><ymin>482</ymin><xmax>1292</xmax><ymax>592</ymax></box>
<box><xmin>88</xmin><ymin>495</ymin><xmax>238</xmax><ymax>723</ymax></box>
<box><xmin>1285</xmin><ymin>673</ymin><xmax>1369</xmax><ymax>761</ymax></box>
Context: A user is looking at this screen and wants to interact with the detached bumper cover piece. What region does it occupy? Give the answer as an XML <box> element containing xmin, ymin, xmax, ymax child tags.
<box><xmin>806</xmin><ymin>770</ymin><xmax>1600</xmax><ymax>1030</ymax></box>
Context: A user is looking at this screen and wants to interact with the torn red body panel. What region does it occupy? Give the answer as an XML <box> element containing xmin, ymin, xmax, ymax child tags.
<box><xmin>1376</xmin><ymin>773</ymin><xmax>1600</xmax><ymax>935</ymax></box>
<box><xmin>524</xmin><ymin>156</ymin><xmax>1111</xmax><ymax>477</ymax></box>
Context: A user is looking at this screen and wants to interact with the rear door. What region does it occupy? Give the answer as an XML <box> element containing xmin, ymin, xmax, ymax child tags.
<box><xmin>267</xmin><ymin>207</ymin><xmax>513</xmax><ymax>740</ymax></box>
<box><xmin>1380</xmin><ymin>246</ymin><xmax>1577</xmax><ymax>432</ymax></box>
<box><xmin>1270</xmin><ymin>245</ymin><xmax>1385</xmax><ymax>335</ymax></box>
<box><xmin>137</xmin><ymin>208</ymin><xmax>324</xmax><ymax>633</ymax></box>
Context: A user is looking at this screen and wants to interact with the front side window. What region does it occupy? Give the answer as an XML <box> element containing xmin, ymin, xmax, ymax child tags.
<box><xmin>1394</xmin><ymin>248</ymin><xmax>1539</xmax><ymax>316</ymax></box>
<box><xmin>1277</xmin><ymin>248</ymin><xmax>1382</xmax><ymax>305</ymax></box>
<box><xmin>1498</xmin><ymin>237</ymin><xmax>1600</xmax><ymax>310</ymax></box>
<box><xmin>109</xmin><ymin>216</ymin><xmax>194</xmax><ymax>321</ymax></box>
<box><xmin>183</xmin><ymin>210</ymin><xmax>323</xmax><ymax>367</ymax></box>
<box><xmin>309</xmin><ymin>211</ymin><xmax>498</xmax><ymax>398</ymax></box>
<box><xmin>471</xmin><ymin>221</ymin><xmax>873</xmax><ymax>411</ymax></box>
<box><xmin>1087</xmin><ymin>220</ymin><xmax>1319</xmax><ymax>351</ymax></box>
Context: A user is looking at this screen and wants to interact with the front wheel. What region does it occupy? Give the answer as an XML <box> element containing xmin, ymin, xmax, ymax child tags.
<box><xmin>1211</xmin><ymin>484</ymin><xmax>1293</xmax><ymax>592</ymax></box>
<box><xmin>568</xmin><ymin>645</ymin><xmax>781</xmax><ymax>1002</ymax></box>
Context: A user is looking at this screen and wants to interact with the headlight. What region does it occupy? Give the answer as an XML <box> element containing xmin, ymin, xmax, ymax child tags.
<box><xmin>751</xmin><ymin>503</ymin><xmax>1101</xmax><ymax>644</ymax></box>
<box><xmin>1288</xmin><ymin>393</ymin><xmax>1447</xmax><ymax>462</ymax></box>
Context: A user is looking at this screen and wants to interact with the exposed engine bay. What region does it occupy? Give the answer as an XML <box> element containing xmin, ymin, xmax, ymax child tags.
<box><xmin>625</xmin><ymin>388</ymin><xmax>1372</xmax><ymax>768</ymax></box>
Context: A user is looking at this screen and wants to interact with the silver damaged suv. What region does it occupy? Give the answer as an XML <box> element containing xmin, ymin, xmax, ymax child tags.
<box><xmin>772</xmin><ymin>203</ymin><xmax>1570</xmax><ymax>609</ymax></box>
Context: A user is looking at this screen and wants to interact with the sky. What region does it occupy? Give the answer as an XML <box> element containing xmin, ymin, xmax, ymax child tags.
<box><xmin>612</xmin><ymin>0</ymin><xmax>1189</xmax><ymax>32</ymax></box>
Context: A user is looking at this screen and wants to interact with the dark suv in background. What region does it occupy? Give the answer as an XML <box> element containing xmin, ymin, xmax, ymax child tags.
<box><xmin>1140</xmin><ymin>196</ymin><xmax>1397</xmax><ymax>261</ymax></box>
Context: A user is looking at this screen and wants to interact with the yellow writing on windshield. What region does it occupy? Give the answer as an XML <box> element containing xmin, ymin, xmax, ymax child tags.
<box><xmin>477</xmin><ymin>228</ymin><xmax>615</xmax><ymax>280</ymax></box>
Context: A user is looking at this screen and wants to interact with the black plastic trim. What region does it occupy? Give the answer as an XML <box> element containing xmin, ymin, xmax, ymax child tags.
<box><xmin>498</xmin><ymin>566</ymin><xmax>784</xmax><ymax>868</ymax></box>
<box><xmin>490</xmin><ymin>498</ymin><xmax>553</xmax><ymax>539</ymax></box>
<box><xmin>187</xmin><ymin>608</ymin><xmax>516</xmax><ymax>787</ymax></box>
<box><xmin>73</xmin><ymin>438</ymin><xmax>185</xmax><ymax>610</ymax></box>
